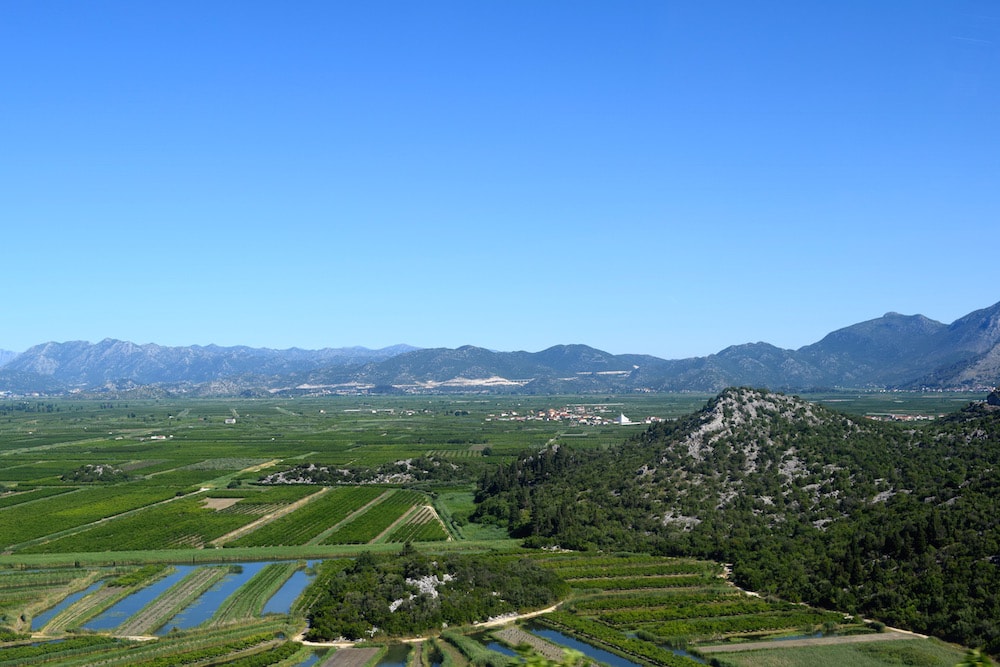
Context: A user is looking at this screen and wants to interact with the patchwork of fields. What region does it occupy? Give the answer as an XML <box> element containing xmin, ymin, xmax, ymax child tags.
<box><xmin>0</xmin><ymin>395</ymin><xmax>978</xmax><ymax>666</ymax></box>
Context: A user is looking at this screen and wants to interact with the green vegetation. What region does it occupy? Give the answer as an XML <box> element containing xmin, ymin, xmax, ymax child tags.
<box><xmin>228</xmin><ymin>486</ymin><xmax>385</xmax><ymax>547</ymax></box>
<box><xmin>211</xmin><ymin>561</ymin><xmax>302</xmax><ymax>624</ymax></box>
<box><xmin>473</xmin><ymin>388</ymin><xmax>1000</xmax><ymax>653</ymax></box>
<box><xmin>0</xmin><ymin>393</ymin><xmax>992</xmax><ymax>665</ymax></box>
<box><xmin>708</xmin><ymin>639</ymin><xmax>969</xmax><ymax>667</ymax></box>
<box><xmin>305</xmin><ymin>546</ymin><xmax>569</xmax><ymax>640</ymax></box>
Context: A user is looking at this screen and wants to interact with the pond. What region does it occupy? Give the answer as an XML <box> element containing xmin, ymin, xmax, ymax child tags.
<box><xmin>31</xmin><ymin>580</ymin><xmax>104</xmax><ymax>631</ymax></box>
<box><xmin>157</xmin><ymin>562</ymin><xmax>270</xmax><ymax>634</ymax></box>
<box><xmin>84</xmin><ymin>566</ymin><xmax>195</xmax><ymax>631</ymax></box>
<box><xmin>525</xmin><ymin>623</ymin><xmax>706</xmax><ymax>666</ymax></box>
<box><xmin>377</xmin><ymin>643</ymin><xmax>411</xmax><ymax>667</ymax></box>
<box><xmin>485</xmin><ymin>641</ymin><xmax>519</xmax><ymax>658</ymax></box>
<box><xmin>293</xmin><ymin>650</ymin><xmax>325</xmax><ymax>666</ymax></box>
<box><xmin>80</xmin><ymin>559</ymin><xmax>320</xmax><ymax>634</ymax></box>
<box><xmin>262</xmin><ymin>561</ymin><xmax>318</xmax><ymax>615</ymax></box>
<box><xmin>525</xmin><ymin>625</ymin><xmax>643</xmax><ymax>667</ymax></box>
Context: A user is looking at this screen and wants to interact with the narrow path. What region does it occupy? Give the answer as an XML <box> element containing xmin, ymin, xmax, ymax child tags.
<box><xmin>308</xmin><ymin>489</ymin><xmax>395</xmax><ymax>545</ymax></box>
<box><xmin>296</xmin><ymin>602</ymin><xmax>564</xmax><ymax>648</ymax></box>
<box><xmin>370</xmin><ymin>503</ymin><xmax>418</xmax><ymax>544</ymax></box>
<box><xmin>421</xmin><ymin>504</ymin><xmax>452</xmax><ymax>541</ymax></box>
<box><xmin>210</xmin><ymin>487</ymin><xmax>330</xmax><ymax>547</ymax></box>
<box><xmin>473</xmin><ymin>603</ymin><xmax>562</xmax><ymax>628</ymax></box>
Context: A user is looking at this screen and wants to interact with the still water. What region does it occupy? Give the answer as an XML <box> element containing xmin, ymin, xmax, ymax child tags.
<box><xmin>31</xmin><ymin>580</ymin><xmax>104</xmax><ymax>631</ymax></box>
<box><xmin>526</xmin><ymin>624</ymin><xmax>706</xmax><ymax>666</ymax></box>
<box><xmin>84</xmin><ymin>566</ymin><xmax>195</xmax><ymax>631</ymax></box>
<box><xmin>80</xmin><ymin>560</ymin><xmax>318</xmax><ymax>634</ymax></box>
<box><xmin>378</xmin><ymin>643</ymin><xmax>411</xmax><ymax>667</ymax></box>
<box><xmin>262</xmin><ymin>561</ymin><xmax>318</xmax><ymax>615</ymax></box>
<box><xmin>156</xmin><ymin>562</ymin><xmax>269</xmax><ymax>634</ymax></box>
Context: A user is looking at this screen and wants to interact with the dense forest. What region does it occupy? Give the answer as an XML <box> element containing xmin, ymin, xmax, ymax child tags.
<box><xmin>305</xmin><ymin>547</ymin><xmax>569</xmax><ymax>641</ymax></box>
<box><xmin>473</xmin><ymin>387</ymin><xmax>1000</xmax><ymax>653</ymax></box>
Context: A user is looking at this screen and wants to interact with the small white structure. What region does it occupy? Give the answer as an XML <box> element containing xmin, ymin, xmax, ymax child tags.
<box><xmin>617</xmin><ymin>413</ymin><xmax>632</xmax><ymax>425</ymax></box>
<box><xmin>225</xmin><ymin>418</ymin><xmax>237</xmax><ymax>425</ymax></box>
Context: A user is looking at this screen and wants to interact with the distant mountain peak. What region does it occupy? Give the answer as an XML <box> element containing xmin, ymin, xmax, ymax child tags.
<box><xmin>3</xmin><ymin>301</ymin><xmax>1000</xmax><ymax>394</ymax></box>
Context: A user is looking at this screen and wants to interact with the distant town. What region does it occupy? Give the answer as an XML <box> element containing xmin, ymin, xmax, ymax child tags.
<box><xmin>486</xmin><ymin>403</ymin><xmax>664</xmax><ymax>426</ymax></box>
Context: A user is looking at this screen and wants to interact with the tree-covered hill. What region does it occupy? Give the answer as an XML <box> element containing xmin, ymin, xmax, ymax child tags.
<box><xmin>306</xmin><ymin>548</ymin><xmax>568</xmax><ymax>641</ymax></box>
<box><xmin>473</xmin><ymin>387</ymin><xmax>1000</xmax><ymax>652</ymax></box>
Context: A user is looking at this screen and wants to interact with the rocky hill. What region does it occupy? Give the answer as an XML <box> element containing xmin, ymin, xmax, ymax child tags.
<box><xmin>472</xmin><ymin>387</ymin><xmax>1000</xmax><ymax>652</ymax></box>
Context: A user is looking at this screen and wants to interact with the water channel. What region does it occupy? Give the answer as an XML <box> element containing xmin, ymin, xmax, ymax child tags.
<box><xmin>84</xmin><ymin>566</ymin><xmax>195</xmax><ymax>631</ymax></box>
<box><xmin>81</xmin><ymin>560</ymin><xmax>318</xmax><ymax>634</ymax></box>
<box><xmin>31</xmin><ymin>580</ymin><xmax>105</xmax><ymax>631</ymax></box>
<box><xmin>263</xmin><ymin>561</ymin><xmax>318</xmax><ymax>615</ymax></box>
<box><xmin>524</xmin><ymin>623</ymin><xmax>706</xmax><ymax>666</ymax></box>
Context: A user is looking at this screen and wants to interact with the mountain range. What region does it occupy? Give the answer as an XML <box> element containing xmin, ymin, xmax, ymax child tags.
<box><xmin>1</xmin><ymin>301</ymin><xmax>998</xmax><ymax>395</ymax></box>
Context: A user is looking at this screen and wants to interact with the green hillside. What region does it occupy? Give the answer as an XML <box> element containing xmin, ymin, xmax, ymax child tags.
<box><xmin>473</xmin><ymin>387</ymin><xmax>1000</xmax><ymax>652</ymax></box>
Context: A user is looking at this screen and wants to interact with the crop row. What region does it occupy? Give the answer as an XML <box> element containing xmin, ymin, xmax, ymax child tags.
<box><xmin>42</xmin><ymin>585</ymin><xmax>132</xmax><ymax>634</ymax></box>
<box><xmin>182</xmin><ymin>457</ymin><xmax>271</xmax><ymax>470</ymax></box>
<box><xmin>0</xmin><ymin>636</ymin><xmax>121</xmax><ymax>667</ymax></box>
<box><xmin>23</xmin><ymin>495</ymin><xmax>254</xmax><ymax>553</ymax></box>
<box><xmin>218</xmin><ymin>503</ymin><xmax>285</xmax><ymax>516</ymax></box>
<box><xmin>0</xmin><ymin>460</ymin><xmax>90</xmax><ymax>482</ymax></box>
<box><xmin>441</xmin><ymin>630</ymin><xmax>513</xmax><ymax>667</ymax></box>
<box><xmin>554</xmin><ymin>561</ymin><xmax>720</xmax><ymax>580</ymax></box>
<box><xmin>598</xmin><ymin>598</ymin><xmax>776</xmax><ymax>625</ymax></box>
<box><xmin>539</xmin><ymin>554</ymin><xmax>705</xmax><ymax>570</ymax></box>
<box><xmin>566</xmin><ymin>574</ymin><xmax>718</xmax><ymax>590</ymax></box>
<box><xmin>230</xmin><ymin>486</ymin><xmax>385</xmax><ymax>547</ymax></box>
<box><xmin>0</xmin><ymin>568</ymin><xmax>84</xmax><ymax>589</ymax></box>
<box><xmin>211</xmin><ymin>562</ymin><xmax>301</xmax><ymax>624</ymax></box>
<box><xmin>425</xmin><ymin>450</ymin><xmax>483</xmax><ymax>458</ymax></box>
<box><xmin>216</xmin><ymin>485</ymin><xmax>319</xmax><ymax>504</ymax></box>
<box><xmin>108</xmin><ymin>564</ymin><xmax>170</xmax><ymax>588</ymax></box>
<box><xmin>0</xmin><ymin>486</ymin><xmax>177</xmax><ymax>549</ymax></box>
<box><xmin>569</xmin><ymin>588</ymin><xmax>741</xmax><ymax>612</ymax></box>
<box><xmin>539</xmin><ymin>612</ymin><xmax>702</xmax><ymax>667</ymax></box>
<box><xmin>0</xmin><ymin>486</ymin><xmax>74</xmax><ymax>509</ymax></box>
<box><xmin>217</xmin><ymin>642</ymin><xmax>302</xmax><ymax>667</ymax></box>
<box><xmin>321</xmin><ymin>489</ymin><xmax>426</xmax><ymax>545</ymax></box>
<box><xmin>645</xmin><ymin>609</ymin><xmax>846</xmax><ymax>639</ymax></box>
<box><xmin>53</xmin><ymin>620</ymin><xmax>291</xmax><ymax>667</ymax></box>
<box><xmin>126</xmin><ymin>632</ymin><xmax>282</xmax><ymax>667</ymax></box>
<box><xmin>387</xmin><ymin>507</ymin><xmax>449</xmax><ymax>543</ymax></box>
<box><xmin>116</xmin><ymin>566</ymin><xmax>230</xmax><ymax>637</ymax></box>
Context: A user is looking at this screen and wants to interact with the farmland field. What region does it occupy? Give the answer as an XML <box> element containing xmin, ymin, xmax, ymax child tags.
<box><xmin>0</xmin><ymin>393</ymin><xmax>979</xmax><ymax>665</ymax></box>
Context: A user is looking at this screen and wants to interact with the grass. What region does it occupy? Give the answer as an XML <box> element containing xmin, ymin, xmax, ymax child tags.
<box><xmin>705</xmin><ymin>638</ymin><xmax>966</xmax><ymax>667</ymax></box>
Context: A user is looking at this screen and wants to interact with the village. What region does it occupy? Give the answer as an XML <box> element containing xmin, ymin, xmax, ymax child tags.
<box><xmin>486</xmin><ymin>403</ymin><xmax>664</xmax><ymax>427</ymax></box>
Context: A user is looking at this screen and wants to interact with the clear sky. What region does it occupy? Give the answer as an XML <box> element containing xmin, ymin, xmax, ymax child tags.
<box><xmin>2</xmin><ymin>1</ymin><xmax>997</xmax><ymax>359</ymax></box>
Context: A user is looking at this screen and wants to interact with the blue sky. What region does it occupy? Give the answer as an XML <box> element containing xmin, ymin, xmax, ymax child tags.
<box><xmin>2</xmin><ymin>1</ymin><xmax>997</xmax><ymax>358</ymax></box>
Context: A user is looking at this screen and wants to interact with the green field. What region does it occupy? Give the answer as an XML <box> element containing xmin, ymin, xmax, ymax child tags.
<box><xmin>0</xmin><ymin>393</ymin><xmax>982</xmax><ymax>666</ymax></box>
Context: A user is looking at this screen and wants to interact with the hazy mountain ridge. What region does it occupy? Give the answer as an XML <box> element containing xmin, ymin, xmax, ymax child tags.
<box><xmin>1</xmin><ymin>301</ymin><xmax>998</xmax><ymax>394</ymax></box>
<box><xmin>0</xmin><ymin>340</ymin><xmax>420</xmax><ymax>393</ymax></box>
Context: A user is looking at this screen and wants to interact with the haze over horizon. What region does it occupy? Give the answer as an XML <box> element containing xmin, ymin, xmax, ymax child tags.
<box><xmin>3</xmin><ymin>2</ymin><xmax>997</xmax><ymax>358</ymax></box>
